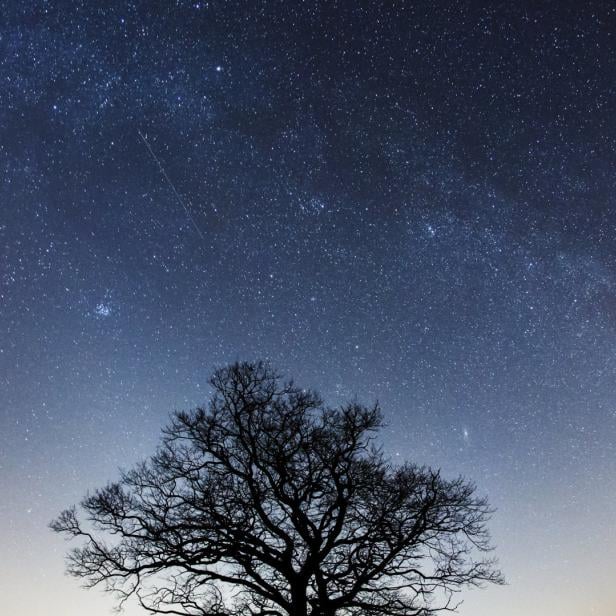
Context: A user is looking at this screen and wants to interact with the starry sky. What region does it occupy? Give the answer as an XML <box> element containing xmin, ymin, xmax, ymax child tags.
<box><xmin>2</xmin><ymin>1</ymin><xmax>616</xmax><ymax>614</ymax></box>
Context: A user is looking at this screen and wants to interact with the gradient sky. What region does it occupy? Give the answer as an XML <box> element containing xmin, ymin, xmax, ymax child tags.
<box><xmin>2</xmin><ymin>2</ymin><xmax>616</xmax><ymax>615</ymax></box>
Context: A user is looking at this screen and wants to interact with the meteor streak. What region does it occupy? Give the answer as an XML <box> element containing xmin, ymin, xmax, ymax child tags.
<box><xmin>138</xmin><ymin>130</ymin><xmax>205</xmax><ymax>240</ymax></box>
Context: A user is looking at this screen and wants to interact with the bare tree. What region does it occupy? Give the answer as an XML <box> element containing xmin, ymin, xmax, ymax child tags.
<box><xmin>52</xmin><ymin>361</ymin><xmax>502</xmax><ymax>616</ymax></box>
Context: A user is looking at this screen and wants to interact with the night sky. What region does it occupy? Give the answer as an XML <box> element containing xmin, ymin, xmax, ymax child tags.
<box><xmin>2</xmin><ymin>2</ymin><xmax>616</xmax><ymax>614</ymax></box>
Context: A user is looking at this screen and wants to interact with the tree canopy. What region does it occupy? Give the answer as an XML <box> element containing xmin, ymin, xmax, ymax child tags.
<box><xmin>52</xmin><ymin>361</ymin><xmax>502</xmax><ymax>616</ymax></box>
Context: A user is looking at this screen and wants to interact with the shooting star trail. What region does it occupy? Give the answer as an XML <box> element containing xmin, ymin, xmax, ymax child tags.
<box><xmin>138</xmin><ymin>130</ymin><xmax>205</xmax><ymax>240</ymax></box>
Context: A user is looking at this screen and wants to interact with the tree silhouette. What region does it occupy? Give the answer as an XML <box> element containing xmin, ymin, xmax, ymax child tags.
<box><xmin>52</xmin><ymin>361</ymin><xmax>502</xmax><ymax>616</ymax></box>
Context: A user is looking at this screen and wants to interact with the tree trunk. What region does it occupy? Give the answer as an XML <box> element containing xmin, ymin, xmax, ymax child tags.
<box><xmin>290</xmin><ymin>583</ymin><xmax>308</xmax><ymax>616</ymax></box>
<box><xmin>290</xmin><ymin>600</ymin><xmax>308</xmax><ymax>616</ymax></box>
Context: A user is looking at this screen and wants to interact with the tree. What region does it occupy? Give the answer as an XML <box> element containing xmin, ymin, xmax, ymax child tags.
<box><xmin>52</xmin><ymin>361</ymin><xmax>502</xmax><ymax>616</ymax></box>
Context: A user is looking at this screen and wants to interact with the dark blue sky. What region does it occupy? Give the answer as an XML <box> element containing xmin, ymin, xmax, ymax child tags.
<box><xmin>2</xmin><ymin>2</ymin><xmax>616</xmax><ymax>614</ymax></box>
